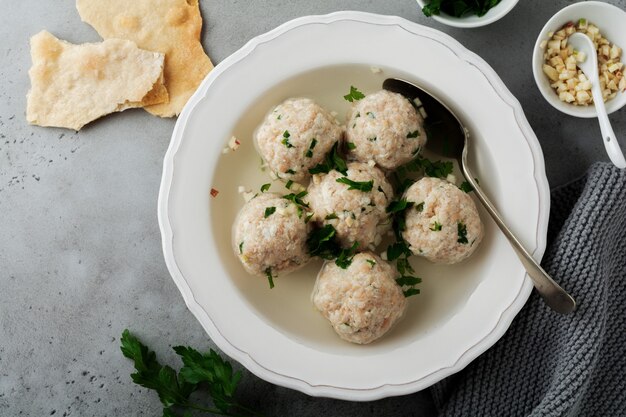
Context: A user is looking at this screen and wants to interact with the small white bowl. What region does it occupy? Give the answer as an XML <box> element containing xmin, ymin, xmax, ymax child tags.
<box><xmin>532</xmin><ymin>1</ymin><xmax>626</xmax><ymax>118</ymax></box>
<box><xmin>415</xmin><ymin>0</ymin><xmax>519</xmax><ymax>28</ymax></box>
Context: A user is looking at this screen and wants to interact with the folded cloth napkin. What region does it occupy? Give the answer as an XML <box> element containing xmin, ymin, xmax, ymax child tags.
<box><xmin>430</xmin><ymin>162</ymin><xmax>626</xmax><ymax>417</ymax></box>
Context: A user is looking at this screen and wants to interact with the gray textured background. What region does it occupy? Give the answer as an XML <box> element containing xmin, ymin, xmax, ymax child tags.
<box><xmin>1</xmin><ymin>0</ymin><xmax>625</xmax><ymax>416</ymax></box>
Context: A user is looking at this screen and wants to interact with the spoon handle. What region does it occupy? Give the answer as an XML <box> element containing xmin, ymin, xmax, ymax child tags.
<box><xmin>590</xmin><ymin>82</ymin><xmax>626</xmax><ymax>169</ymax></box>
<box><xmin>460</xmin><ymin>164</ymin><xmax>576</xmax><ymax>314</ymax></box>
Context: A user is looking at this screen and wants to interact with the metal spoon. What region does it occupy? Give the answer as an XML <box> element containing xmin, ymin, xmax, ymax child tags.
<box><xmin>567</xmin><ymin>32</ymin><xmax>626</xmax><ymax>169</ymax></box>
<box><xmin>383</xmin><ymin>78</ymin><xmax>576</xmax><ymax>314</ymax></box>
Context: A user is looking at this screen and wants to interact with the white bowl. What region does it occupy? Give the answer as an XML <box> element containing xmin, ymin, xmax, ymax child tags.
<box><xmin>532</xmin><ymin>1</ymin><xmax>626</xmax><ymax>118</ymax></box>
<box><xmin>158</xmin><ymin>12</ymin><xmax>549</xmax><ymax>400</ymax></box>
<box><xmin>415</xmin><ymin>0</ymin><xmax>519</xmax><ymax>28</ymax></box>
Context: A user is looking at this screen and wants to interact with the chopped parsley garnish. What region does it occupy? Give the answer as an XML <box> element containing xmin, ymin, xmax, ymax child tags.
<box><xmin>238</xmin><ymin>241</ymin><xmax>243</xmax><ymax>254</ymax></box>
<box><xmin>386</xmin><ymin>200</ymin><xmax>422</xmax><ymax>298</ymax></box>
<box><xmin>285</xmin><ymin>180</ymin><xmax>294</xmax><ymax>189</ymax></box>
<box><xmin>387</xmin><ymin>199</ymin><xmax>414</xmax><ymax>214</ymax></box>
<box><xmin>260</xmin><ymin>183</ymin><xmax>271</xmax><ymax>192</ymax></box>
<box><xmin>336</xmin><ymin>177</ymin><xmax>374</xmax><ymax>192</ymax></box>
<box><xmin>420</xmin><ymin>158</ymin><xmax>453</xmax><ymax>178</ymax></box>
<box><xmin>347</xmin><ymin>142</ymin><xmax>356</xmax><ymax>150</ymax></box>
<box><xmin>407</xmin><ymin>130</ymin><xmax>421</xmax><ymax>138</ymax></box>
<box><xmin>306</xmin><ymin>224</ymin><xmax>359</xmax><ymax>269</ymax></box>
<box><xmin>335</xmin><ymin>242</ymin><xmax>359</xmax><ymax>269</ymax></box>
<box><xmin>283</xmin><ymin>190</ymin><xmax>308</xmax><ymax>218</ymax></box>
<box><xmin>281</xmin><ymin>130</ymin><xmax>294</xmax><ymax>148</ymax></box>
<box><xmin>366</xmin><ymin>259</ymin><xmax>376</xmax><ymax>267</ymax></box>
<box><xmin>285</xmin><ymin>169</ymin><xmax>296</xmax><ymax>174</ymax></box>
<box><xmin>325</xmin><ymin>213</ymin><xmax>338</xmax><ymax>220</ymax></box>
<box><xmin>265</xmin><ymin>267</ymin><xmax>275</xmax><ymax>289</ymax></box>
<box><xmin>277</xmin><ymin>114</ymin><xmax>282</xmax><ymax>120</ymax></box>
<box><xmin>305</xmin><ymin>138</ymin><xmax>317</xmax><ymax>158</ymax></box>
<box><xmin>459</xmin><ymin>181</ymin><xmax>474</xmax><ymax>193</ymax></box>
<box><xmin>343</xmin><ymin>85</ymin><xmax>365</xmax><ymax>102</ymax></box>
<box><xmin>430</xmin><ymin>221</ymin><xmax>443</xmax><ymax>231</ymax></box>
<box><xmin>367</xmin><ymin>136</ymin><xmax>377</xmax><ymax>142</ymax></box>
<box><xmin>457</xmin><ymin>222</ymin><xmax>468</xmax><ymax>244</ymax></box>
<box><xmin>355</xmin><ymin>112</ymin><xmax>361</xmax><ymax>118</ymax></box>
<box><xmin>264</xmin><ymin>207</ymin><xmax>276</xmax><ymax>218</ymax></box>
<box><xmin>366</xmin><ymin>111</ymin><xmax>375</xmax><ymax>119</ymax></box>
<box><xmin>416</xmin><ymin>202</ymin><xmax>424</xmax><ymax>212</ymax></box>
<box><xmin>391</xmin><ymin>156</ymin><xmax>454</xmax><ymax>194</ymax></box>
<box><xmin>387</xmin><ymin>241</ymin><xmax>412</xmax><ymax>261</ymax></box>
<box><xmin>308</xmin><ymin>142</ymin><xmax>348</xmax><ymax>175</ymax></box>
<box><xmin>304</xmin><ymin>212</ymin><xmax>314</xmax><ymax>223</ymax></box>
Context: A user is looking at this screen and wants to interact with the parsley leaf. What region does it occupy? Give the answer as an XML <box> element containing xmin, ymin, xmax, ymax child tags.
<box><xmin>121</xmin><ymin>330</ymin><xmax>265</xmax><ymax>417</ymax></box>
<box><xmin>366</xmin><ymin>259</ymin><xmax>376</xmax><ymax>267</ymax></box>
<box><xmin>419</xmin><ymin>157</ymin><xmax>453</xmax><ymax>178</ymax></box>
<box><xmin>430</xmin><ymin>221</ymin><xmax>443</xmax><ymax>231</ymax></box>
<box><xmin>387</xmin><ymin>199</ymin><xmax>414</xmax><ymax>214</ymax></box>
<box><xmin>459</xmin><ymin>181</ymin><xmax>474</xmax><ymax>193</ymax></box>
<box><xmin>173</xmin><ymin>346</ymin><xmax>242</xmax><ymax>413</ymax></box>
<box><xmin>281</xmin><ymin>130</ymin><xmax>293</xmax><ymax>148</ymax></box>
<box><xmin>457</xmin><ymin>222</ymin><xmax>469</xmax><ymax>244</ymax></box>
<box><xmin>265</xmin><ymin>267</ymin><xmax>275</xmax><ymax>289</ymax></box>
<box><xmin>415</xmin><ymin>202</ymin><xmax>424</xmax><ymax>212</ymax></box>
<box><xmin>306</xmin><ymin>224</ymin><xmax>359</xmax><ymax>269</ymax></box>
<box><xmin>264</xmin><ymin>207</ymin><xmax>276</xmax><ymax>218</ymax></box>
<box><xmin>385</xmin><ymin>202</ymin><xmax>423</xmax><ymax>298</ymax></box>
<box><xmin>336</xmin><ymin>177</ymin><xmax>374</xmax><ymax>192</ymax></box>
<box><xmin>343</xmin><ymin>85</ymin><xmax>365</xmax><ymax>102</ymax></box>
<box><xmin>347</xmin><ymin>142</ymin><xmax>356</xmax><ymax>150</ymax></box>
<box><xmin>260</xmin><ymin>183</ymin><xmax>271</xmax><ymax>192</ymax></box>
<box><xmin>238</xmin><ymin>242</ymin><xmax>243</xmax><ymax>254</ymax></box>
<box><xmin>335</xmin><ymin>242</ymin><xmax>359</xmax><ymax>269</ymax></box>
<box><xmin>283</xmin><ymin>191</ymin><xmax>308</xmax><ymax>218</ymax></box>
<box><xmin>120</xmin><ymin>330</ymin><xmax>195</xmax><ymax>408</ymax></box>
<box><xmin>308</xmin><ymin>142</ymin><xmax>347</xmax><ymax>175</ymax></box>
<box><xmin>407</xmin><ymin>130</ymin><xmax>421</xmax><ymax>138</ymax></box>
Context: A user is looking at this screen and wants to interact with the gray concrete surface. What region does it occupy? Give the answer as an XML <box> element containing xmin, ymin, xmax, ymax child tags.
<box><xmin>1</xmin><ymin>0</ymin><xmax>625</xmax><ymax>416</ymax></box>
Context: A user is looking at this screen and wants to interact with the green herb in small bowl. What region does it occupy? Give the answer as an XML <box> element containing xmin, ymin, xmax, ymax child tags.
<box><xmin>417</xmin><ymin>0</ymin><xmax>518</xmax><ymax>28</ymax></box>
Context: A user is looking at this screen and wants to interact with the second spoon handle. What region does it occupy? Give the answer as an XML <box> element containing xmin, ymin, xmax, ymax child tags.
<box><xmin>590</xmin><ymin>81</ymin><xmax>626</xmax><ymax>169</ymax></box>
<box><xmin>460</xmin><ymin>164</ymin><xmax>576</xmax><ymax>314</ymax></box>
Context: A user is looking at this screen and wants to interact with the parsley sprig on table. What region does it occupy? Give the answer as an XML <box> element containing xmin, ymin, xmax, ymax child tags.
<box><xmin>120</xmin><ymin>329</ymin><xmax>268</xmax><ymax>417</ymax></box>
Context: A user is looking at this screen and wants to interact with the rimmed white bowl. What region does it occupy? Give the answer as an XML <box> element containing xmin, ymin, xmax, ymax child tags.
<box><xmin>532</xmin><ymin>1</ymin><xmax>626</xmax><ymax>118</ymax></box>
<box><xmin>158</xmin><ymin>11</ymin><xmax>549</xmax><ymax>400</ymax></box>
<box><xmin>415</xmin><ymin>0</ymin><xmax>519</xmax><ymax>28</ymax></box>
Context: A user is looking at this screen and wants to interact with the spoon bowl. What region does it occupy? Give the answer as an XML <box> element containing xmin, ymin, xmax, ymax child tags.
<box><xmin>567</xmin><ymin>33</ymin><xmax>626</xmax><ymax>169</ymax></box>
<box><xmin>384</xmin><ymin>78</ymin><xmax>577</xmax><ymax>314</ymax></box>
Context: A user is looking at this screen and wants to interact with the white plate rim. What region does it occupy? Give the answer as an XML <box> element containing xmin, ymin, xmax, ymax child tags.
<box><xmin>158</xmin><ymin>11</ymin><xmax>547</xmax><ymax>400</ymax></box>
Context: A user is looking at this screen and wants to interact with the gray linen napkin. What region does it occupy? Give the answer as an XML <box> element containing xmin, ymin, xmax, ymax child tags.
<box><xmin>430</xmin><ymin>162</ymin><xmax>626</xmax><ymax>417</ymax></box>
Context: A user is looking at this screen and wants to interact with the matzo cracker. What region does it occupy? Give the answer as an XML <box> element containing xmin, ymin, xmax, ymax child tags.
<box><xmin>77</xmin><ymin>0</ymin><xmax>214</xmax><ymax>117</ymax></box>
<box><xmin>26</xmin><ymin>31</ymin><xmax>167</xmax><ymax>131</ymax></box>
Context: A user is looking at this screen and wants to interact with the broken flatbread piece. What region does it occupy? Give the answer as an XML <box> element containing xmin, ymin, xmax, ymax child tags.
<box><xmin>77</xmin><ymin>0</ymin><xmax>214</xmax><ymax>118</ymax></box>
<box><xmin>26</xmin><ymin>31</ymin><xmax>167</xmax><ymax>131</ymax></box>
